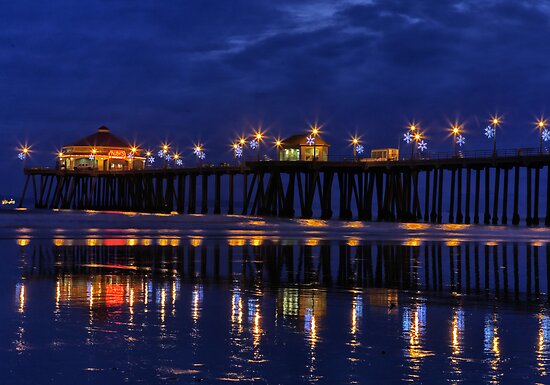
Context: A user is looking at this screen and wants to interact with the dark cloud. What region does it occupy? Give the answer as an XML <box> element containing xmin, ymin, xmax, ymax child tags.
<box><xmin>1</xmin><ymin>0</ymin><xmax>550</xmax><ymax>195</ymax></box>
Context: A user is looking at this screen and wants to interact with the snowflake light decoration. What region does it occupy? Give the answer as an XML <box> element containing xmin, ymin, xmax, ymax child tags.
<box><xmin>356</xmin><ymin>144</ymin><xmax>364</xmax><ymax>154</ymax></box>
<box><xmin>235</xmin><ymin>146</ymin><xmax>243</xmax><ymax>158</ymax></box>
<box><xmin>127</xmin><ymin>152</ymin><xmax>133</xmax><ymax>159</ymax></box>
<box><xmin>147</xmin><ymin>156</ymin><xmax>155</xmax><ymax>164</ymax></box>
<box><xmin>543</xmin><ymin>129</ymin><xmax>550</xmax><ymax>142</ymax></box>
<box><xmin>484</xmin><ymin>126</ymin><xmax>495</xmax><ymax>138</ymax></box>
<box><xmin>403</xmin><ymin>132</ymin><xmax>413</xmax><ymax>144</ymax></box>
<box><xmin>249</xmin><ymin>139</ymin><xmax>258</xmax><ymax>150</ymax></box>
<box><xmin>456</xmin><ymin>135</ymin><xmax>466</xmax><ymax>147</ymax></box>
<box><xmin>17</xmin><ymin>152</ymin><xmax>26</xmax><ymax>161</ymax></box>
<box><xmin>417</xmin><ymin>140</ymin><xmax>427</xmax><ymax>152</ymax></box>
<box><xmin>175</xmin><ymin>158</ymin><xmax>183</xmax><ymax>166</ymax></box>
<box><xmin>306</xmin><ymin>136</ymin><xmax>315</xmax><ymax>145</ymax></box>
<box><xmin>89</xmin><ymin>154</ymin><xmax>95</xmax><ymax>161</ymax></box>
<box><xmin>165</xmin><ymin>153</ymin><xmax>173</xmax><ymax>162</ymax></box>
<box><xmin>198</xmin><ymin>151</ymin><xmax>206</xmax><ymax>160</ymax></box>
<box><xmin>157</xmin><ymin>149</ymin><xmax>165</xmax><ymax>158</ymax></box>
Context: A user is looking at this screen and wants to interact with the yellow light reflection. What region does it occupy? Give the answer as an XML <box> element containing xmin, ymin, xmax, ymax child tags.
<box><xmin>16</xmin><ymin>238</ymin><xmax>30</xmax><ymax>247</ymax></box>
<box><xmin>190</xmin><ymin>237</ymin><xmax>203</xmax><ymax>247</ymax></box>
<box><xmin>228</xmin><ymin>238</ymin><xmax>246</xmax><ymax>247</ymax></box>
<box><xmin>484</xmin><ymin>314</ymin><xmax>501</xmax><ymax>383</ymax></box>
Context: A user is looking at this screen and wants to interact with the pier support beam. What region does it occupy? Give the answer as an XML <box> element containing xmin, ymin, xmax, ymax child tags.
<box><xmin>492</xmin><ymin>167</ymin><xmax>500</xmax><ymax>225</ymax></box>
<box><xmin>512</xmin><ymin>166</ymin><xmax>520</xmax><ymax>225</ymax></box>
<box><xmin>483</xmin><ymin>167</ymin><xmax>491</xmax><ymax>225</ymax></box>
<box><xmin>501</xmin><ymin>168</ymin><xmax>508</xmax><ymax>225</ymax></box>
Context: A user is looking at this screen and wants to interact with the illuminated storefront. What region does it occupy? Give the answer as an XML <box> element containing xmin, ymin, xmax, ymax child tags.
<box><xmin>59</xmin><ymin>126</ymin><xmax>145</xmax><ymax>171</ymax></box>
<box><xmin>279</xmin><ymin>134</ymin><xmax>330</xmax><ymax>161</ymax></box>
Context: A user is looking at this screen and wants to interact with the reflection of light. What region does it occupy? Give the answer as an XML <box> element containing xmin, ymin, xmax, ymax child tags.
<box><xmin>87</xmin><ymin>281</ymin><xmax>94</xmax><ymax>309</ymax></box>
<box><xmin>160</xmin><ymin>287</ymin><xmax>166</xmax><ymax>324</ymax></box>
<box><xmin>231</xmin><ymin>288</ymin><xmax>244</xmax><ymax>332</ymax></box>
<box><xmin>53</xmin><ymin>238</ymin><xmax>65</xmax><ymax>246</ymax></box>
<box><xmin>347</xmin><ymin>238</ymin><xmax>361</xmax><ymax>247</ymax></box>
<box><xmin>537</xmin><ymin>312</ymin><xmax>550</xmax><ymax>376</ymax></box>
<box><xmin>250</xmin><ymin>237</ymin><xmax>264</xmax><ymax>246</ymax></box>
<box><xmin>351</xmin><ymin>295</ymin><xmax>363</xmax><ymax>339</ymax></box>
<box><xmin>305</xmin><ymin>238</ymin><xmax>319</xmax><ymax>247</ymax></box>
<box><xmin>297</xmin><ymin>219</ymin><xmax>328</xmax><ymax>227</ymax></box>
<box><xmin>158</xmin><ymin>238</ymin><xmax>169</xmax><ymax>247</ymax></box>
<box><xmin>16</xmin><ymin>238</ymin><xmax>30</xmax><ymax>247</ymax></box>
<box><xmin>192</xmin><ymin>284</ymin><xmax>203</xmax><ymax>321</ymax></box>
<box><xmin>228</xmin><ymin>238</ymin><xmax>246</xmax><ymax>247</ymax></box>
<box><xmin>55</xmin><ymin>279</ymin><xmax>61</xmax><ymax>313</ymax></box>
<box><xmin>127</xmin><ymin>238</ymin><xmax>138</xmax><ymax>246</ymax></box>
<box><xmin>169</xmin><ymin>238</ymin><xmax>180</xmax><ymax>247</ymax></box>
<box><xmin>484</xmin><ymin>314</ymin><xmax>501</xmax><ymax>382</ymax></box>
<box><xmin>16</xmin><ymin>282</ymin><xmax>25</xmax><ymax>314</ymax></box>
<box><xmin>280</xmin><ymin>288</ymin><xmax>299</xmax><ymax>317</ymax></box>
<box><xmin>446</xmin><ymin>239</ymin><xmax>461</xmax><ymax>247</ymax></box>
<box><xmin>190</xmin><ymin>237</ymin><xmax>203</xmax><ymax>247</ymax></box>
<box><xmin>402</xmin><ymin>301</ymin><xmax>431</xmax><ymax>380</ymax></box>
<box><xmin>142</xmin><ymin>238</ymin><xmax>152</xmax><ymax>246</ymax></box>
<box><xmin>403</xmin><ymin>238</ymin><xmax>422</xmax><ymax>247</ymax></box>
<box><xmin>451</xmin><ymin>308</ymin><xmax>465</xmax><ymax>358</ymax></box>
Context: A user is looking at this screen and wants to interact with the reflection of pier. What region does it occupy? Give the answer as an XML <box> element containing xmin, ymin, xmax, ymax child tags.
<box><xmin>19</xmin><ymin>238</ymin><xmax>550</xmax><ymax>300</ymax></box>
<box><xmin>20</xmin><ymin>152</ymin><xmax>550</xmax><ymax>226</ymax></box>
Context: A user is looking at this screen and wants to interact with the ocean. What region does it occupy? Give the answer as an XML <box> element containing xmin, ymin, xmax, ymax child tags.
<box><xmin>1</xmin><ymin>210</ymin><xmax>549</xmax><ymax>384</ymax></box>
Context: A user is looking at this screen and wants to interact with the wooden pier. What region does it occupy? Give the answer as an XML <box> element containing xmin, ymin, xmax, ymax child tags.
<box><xmin>20</xmin><ymin>148</ymin><xmax>550</xmax><ymax>226</ymax></box>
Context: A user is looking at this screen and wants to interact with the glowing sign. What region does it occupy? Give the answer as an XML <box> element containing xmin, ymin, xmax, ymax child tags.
<box><xmin>108</xmin><ymin>150</ymin><xmax>127</xmax><ymax>159</ymax></box>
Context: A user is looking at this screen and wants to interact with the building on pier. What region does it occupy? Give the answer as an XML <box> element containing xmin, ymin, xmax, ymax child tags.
<box><xmin>279</xmin><ymin>134</ymin><xmax>330</xmax><ymax>161</ymax></box>
<box><xmin>59</xmin><ymin>126</ymin><xmax>145</xmax><ymax>171</ymax></box>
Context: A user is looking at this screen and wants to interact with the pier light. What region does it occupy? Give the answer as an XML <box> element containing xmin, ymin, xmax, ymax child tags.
<box><xmin>536</xmin><ymin>117</ymin><xmax>548</xmax><ymax>153</ymax></box>
<box><xmin>350</xmin><ymin>136</ymin><xmax>364</xmax><ymax>161</ymax></box>
<box><xmin>450</xmin><ymin>123</ymin><xmax>465</xmax><ymax>157</ymax></box>
<box><xmin>252</xmin><ymin>130</ymin><xmax>265</xmax><ymax>161</ymax></box>
<box><xmin>146</xmin><ymin>150</ymin><xmax>151</xmax><ymax>157</ymax></box>
<box><xmin>274</xmin><ymin>138</ymin><xmax>283</xmax><ymax>161</ymax></box>
<box><xmin>310</xmin><ymin>124</ymin><xmax>321</xmax><ymax>161</ymax></box>
<box><xmin>486</xmin><ymin>114</ymin><xmax>502</xmax><ymax>155</ymax></box>
<box><xmin>404</xmin><ymin>123</ymin><xmax>421</xmax><ymax>159</ymax></box>
<box><xmin>91</xmin><ymin>148</ymin><xmax>97</xmax><ymax>154</ymax></box>
<box><xmin>131</xmin><ymin>146</ymin><xmax>138</xmax><ymax>154</ymax></box>
<box><xmin>57</xmin><ymin>151</ymin><xmax>63</xmax><ymax>158</ymax></box>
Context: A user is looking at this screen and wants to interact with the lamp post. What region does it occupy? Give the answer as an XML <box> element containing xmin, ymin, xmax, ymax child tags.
<box><xmin>413</xmin><ymin>132</ymin><xmax>422</xmax><ymax>159</ymax></box>
<box><xmin>162</xmin><ymin>144</ymin><xmax>169</xmax><ymax>168</ymax></box>
<box><xmin>130</xmin><ymin>146</ymin><xmax>137</xmax><ymax>170</ymax></box>
<box><xmin>450</xmin><ymin>123</ymin><xmax>462</xmax><ymax>157</ymax></box>
<box><xmin>537</xmin><ymin>118</ymin><xmax>547</xmax><ymax>153</ymax></box>
<box><xmin>145</xmin><ymin>151</ymin><xmax>152</xmax><ymax>168</ymax></box>
<box><xmin>406</xmin><ymin>123</ymin><xmax>418</xmax><ymax>159</ymax></box>
<box><xmin>254</xmin><ymin>131</ymin><xmax>264</xmax><ymax>161</ymax></box>
<box><xmin>490</xmin><ymin>115</ymin><xmax>501</xmax><ymax>155</ymax></box>
<box><xmin>274</xmin><ymin>138</ymin><xmax>283</xmax><ymax>161</ymax></box>
<box><xmin>351</xmin><ymin>136</ymin><xmax>360</xmax><ymax>162</ymax></box>
<box><xmin>311</xmin><ymin>125</ymin><xmax>320</xmax><ymax>161</ymax></box>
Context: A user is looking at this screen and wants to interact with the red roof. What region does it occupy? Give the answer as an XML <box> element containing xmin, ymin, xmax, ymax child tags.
<box><xmin>66</xmin><ymin>126</ymin><xmax>130</xmax><ymax>148</ymax></box>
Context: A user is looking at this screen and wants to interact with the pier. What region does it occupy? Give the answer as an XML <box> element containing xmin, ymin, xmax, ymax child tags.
<box><xmin>20</xmin><ymin>147</ymin><xmax>550</xmax><ymax>226</ymax></box>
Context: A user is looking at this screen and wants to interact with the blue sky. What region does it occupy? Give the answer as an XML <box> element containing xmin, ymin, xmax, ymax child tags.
<box><xmin>1</xmin><ymin>0</ymin><xmax>550</xmax><ymax>192</ymax></box>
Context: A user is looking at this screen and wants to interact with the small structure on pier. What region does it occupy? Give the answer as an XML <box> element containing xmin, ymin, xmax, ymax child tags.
<box><xmin>59</xmin><ymin>126</ymin><xmax>145</xmax><ymax>171</ymax></box>
<box><xmin>279</xmin><ymin>134</ymin><xmax>330</xmax><ymax>161</ymax></box>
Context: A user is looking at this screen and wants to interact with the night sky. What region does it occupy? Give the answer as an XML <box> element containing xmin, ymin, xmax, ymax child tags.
<box><xmin>2</xmin><ymin>1</ymin><xmax>550</xmax><ymax>194</ymax></box>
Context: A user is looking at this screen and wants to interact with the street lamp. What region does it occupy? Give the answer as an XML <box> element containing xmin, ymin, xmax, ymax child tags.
<box><xmin>487</xmin><ymin>114</ymin><xmax>501</xmax><ymax>155</ymax></box>
<box><xmin>162</xmin><ymin>143</ymin><xmax>169</xmax><ymax>168</ymax></box>
<box><xmin>450</xmin><ymin>123</ymin><xmax>463</xmax><ymax>157</ymax></box>
<box><xmin>18</xmin><ymin>146</ymin><xmax>30</xmax><ymax>168</ymax></box>
<box><xmin>403</xmin><ymin>123</ymin><xmax>419</xmax><ymax>159</ymax></box>
<box><xmin>253</xmin><ymin>130</ymin><xmax>264</xmax><ymax>161</ymax></box>
<box><xmin>130</xmin><ymin>146</ymin><xmax>137</xmax><ymax>169</ymax></box>
<box><xmin>310</xmin><ymin>124</ymin><xmax>320</xmax><ymax>161</ymax></box>
<box><xmin>536</xmin><ymin>117</ymin><xmax>548</xmax><ymax>153</ymax></box>
<box><xmin>274</xmin><ymin>138</ymin><xmax>283</xmax><ymax>161</ymax></box>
